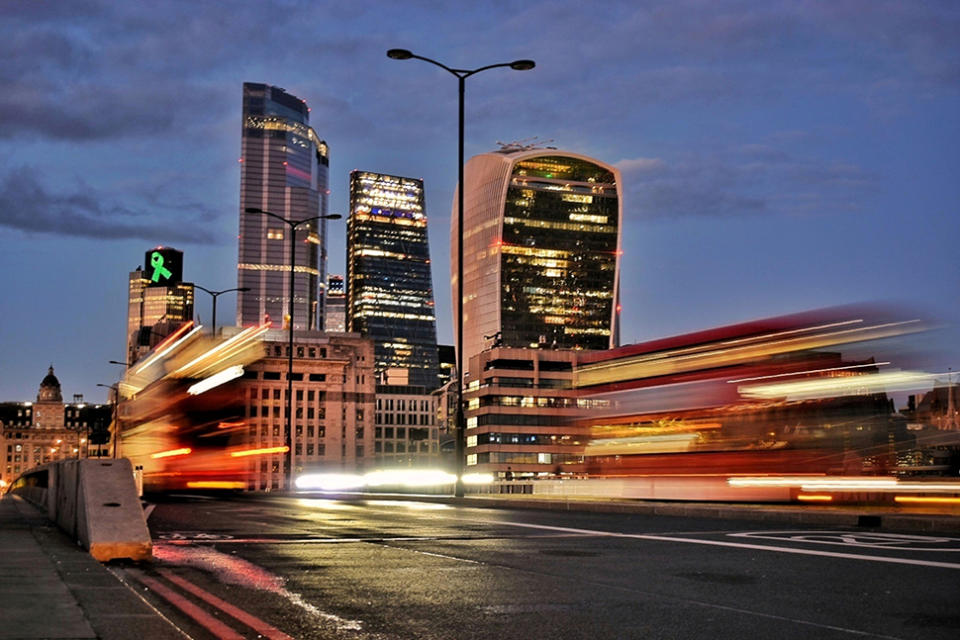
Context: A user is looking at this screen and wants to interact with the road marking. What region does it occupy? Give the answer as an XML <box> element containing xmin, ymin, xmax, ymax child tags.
<box><xmin>157</xmin><ymin>570</ymin><xmax>293</xmax><ymax>640</ymax></box>
<box><xmin>729</xmin><ymin>530</ymin><xmax>960</xmax><ymax>551</ymax></box>
<box><xmin>489</xmin><ymin>521</ymin><xmax>960</xmax><ymax>570</ymax></box>
<box><xmin>136</xmin><ymin>573</ymin><xmax>245</xmax><ymax>640</ymax></box>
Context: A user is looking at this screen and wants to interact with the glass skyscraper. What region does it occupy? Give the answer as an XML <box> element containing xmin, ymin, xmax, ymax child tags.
<box><xmin>453</xmin><ymin>149</ymin><xmax>622</xmax><ymax>365</ymax></box>
<box><xmin>236</xmin><ymin>82</ymin><xmax>330</xmax><ymax>331</ymax></box>
<box><xmin>347</xmin><ymin>171</ymin><xmax>440</xmax><ymax>388</ymax></box>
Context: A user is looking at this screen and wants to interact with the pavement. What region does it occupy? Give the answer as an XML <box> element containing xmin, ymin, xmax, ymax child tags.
<box><xmin>0</xmin><ymin>495</ymin><xmax>182</xmax><ymax>640</ymax></box>
<box><xmin>1</xmin><ymin>491</ymin><xmax>957</xmax><ymax>640</ymax></box>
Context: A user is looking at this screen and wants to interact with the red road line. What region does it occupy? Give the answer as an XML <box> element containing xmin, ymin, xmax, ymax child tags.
<box><xmin>157</xmin><ymin>569</ymin><xmax>294</xmax><ymax>640</ymax></box>
<box><xmin>137</xmin><ymin>573</ymin><xmax>244</xmax><ymax>640</ymax></box>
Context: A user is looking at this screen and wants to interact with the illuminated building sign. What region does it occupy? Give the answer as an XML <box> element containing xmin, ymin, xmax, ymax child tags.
<box><xmin>144</xmin><ymin>248</ymin><xmax>183</xmax><ymax>286</ymax></box>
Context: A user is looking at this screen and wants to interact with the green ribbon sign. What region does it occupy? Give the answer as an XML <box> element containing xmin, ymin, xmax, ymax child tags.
<box><xmin>150</xmin><ymin>251</ymin><xmax>173</xmax><ymax>283</ymax></box>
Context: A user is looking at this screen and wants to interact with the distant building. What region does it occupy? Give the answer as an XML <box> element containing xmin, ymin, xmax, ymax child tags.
<box><xmin>237</xmin><ymin>82</ymin><xmax>331</xmax><ymax>331</ymax></box>
<box><xmin>453</xmin><ymin>149</ymin><xmax>622</xmax><ymax>366</ymax></box>
<box><xmin>324</xmin><ymin>274</ymin><xmax>346</xmax><ymax>333</ymax></box>
<box><xmin>347</xmin><ymin>171</ymin><xmax>440</xmax><ymax>388</ymax></box>
<box><xmin>127</xmin><ymin>247</ymin><xmax>194</xmax><ymax>365</ymax></box>
<box><xmin>0</xmin><ymin>367</ymin><xmax>111</xmax><ymax>488</ymax></box>
<box><xmin>374</xmin><ymin>384</ymin><xmax>440</xmax><ymax>468</ymax></box>
<box><xmin>462</xmin><ymin>347</ymin><xmax>586</xmax><ymax>478</ymax></box>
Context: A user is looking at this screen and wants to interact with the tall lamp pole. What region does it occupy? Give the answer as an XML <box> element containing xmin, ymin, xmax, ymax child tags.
<box><xmin>386</xmin><ymin>49</ymin><xmax>535</xmax><ymax>497</ymax></box>
<box><xmin>244</xmin><ymin>207</ymin><xmax>341</xmax><ymax>490</ymax></box>
<box><xmin>194</xmin><ymin>285</ymin><xmax>250</xmax><ymax>336</ymax></box>
<box><xmin>96</xmin><ymin>383</ymin><xmax>119</xmax><ymax>459</ymax></box>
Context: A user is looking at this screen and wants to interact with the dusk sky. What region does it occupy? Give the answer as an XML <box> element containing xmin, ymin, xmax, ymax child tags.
<box><xmin>1</xmin><ymin>0</ymin><xmax>957</xmax><ymax>404</ymax></box>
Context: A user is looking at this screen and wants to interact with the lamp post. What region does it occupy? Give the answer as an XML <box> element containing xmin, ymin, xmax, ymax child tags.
<box><xmin>96</xmin><ymin>383</ymin><xmax>119</xmax><ymax>459</ymax></box>
<box><xmin>244</xmin><ymin>207</ymin><xmax>341</xmax><ymax>489</ymax></box>
<box><xmin>194</xmin><ymin>285</ymin><xmax>250</xmax><ymax>336</ymax></box>
<box><xmin>387</xmin><ymin>49</ymin><xmax>535</xmax><ymax>497</ymax></box>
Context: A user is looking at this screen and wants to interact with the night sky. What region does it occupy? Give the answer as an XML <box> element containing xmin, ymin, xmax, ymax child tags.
<box><xmin>1</xmin><ymin>1</ymin><xmax>957</xmax><ymax>404</ymax></box>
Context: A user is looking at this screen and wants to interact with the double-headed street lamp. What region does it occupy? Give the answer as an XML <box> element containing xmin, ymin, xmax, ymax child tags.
<box><xmin>194</xmin><ymin>285</ymin><xmax>250</xmax><ymax>336</ymax></box>
<box><xmin>386</xmin><ymin>49</ymin><xmax>535</xmax><ymax>497</ymax></box>
<box><xmin>244</xmin><ymin>207</ymin><xmax>342</xmax><ymax>489</ymax></box>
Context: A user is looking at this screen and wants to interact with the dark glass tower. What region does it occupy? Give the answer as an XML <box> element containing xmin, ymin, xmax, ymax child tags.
<box><xmin>236</xmin><ymin>83</ymin><xmax>330</xmax><ymax>330</ymax></box>
<box><xmin>347</xmin><ymin>171</ymin><xmax>440</xmax><ymax>388</ymax></box>
<box><xmin>454</xmin><ymin>149</ymin><xmax>622</xmax><ymax>364</ymax></box>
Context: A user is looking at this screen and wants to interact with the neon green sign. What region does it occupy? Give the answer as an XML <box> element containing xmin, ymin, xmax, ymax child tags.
<box><xmin>150</xmin><ymin>251</ymin><xmax>173</xmax><ymax>283</ymax></box>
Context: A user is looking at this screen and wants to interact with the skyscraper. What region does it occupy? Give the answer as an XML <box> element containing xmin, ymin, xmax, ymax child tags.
<box><xmin>236</xmin><ymin>82</ymin><xmax>330</xmax><ymax>331</ymax></box>
<box><xmin>126</xmin><ymin>247</ymin><xmax>194</xmax><ymax>365</ymax></box>
<box><xmin>453</xmin><ymin>149</ymin><xmax>622</xmax><ymax>365</ymax></box>
<box><xmin>347</xmin><ymin>171</ymin><xmax>440</xmax><ymax>388</ymax></box>
<box><xmin>323</xmin><ymin>274</ymin><xmax>346</xmax><ymax>333</ymax></box>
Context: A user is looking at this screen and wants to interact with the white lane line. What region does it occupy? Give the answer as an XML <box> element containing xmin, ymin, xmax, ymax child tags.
<box><xmin>489</xmin><ymin>521</ymin><xmax>960</xmax><ymax>570</ymax></box>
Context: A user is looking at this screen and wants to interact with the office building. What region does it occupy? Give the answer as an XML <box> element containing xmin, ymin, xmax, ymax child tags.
<box><xmin>374</xmin><ymin>384</ymin><xmax>440</xmax><ymax>469</ymax></box>
<box><xmin>462</xmin><ymin>348</ymin><xmax>586</xmax><ymax>478</ymax></box>
<box><xmin>324</xmin><ymin>274</ymin><xmax>346</xmax><ymax>333</ymax></box>
<box><xmin>127</xmin><ymin>247</ymin><xmax>194</xmax><ymax>364</ymax></box>
<box><xmin>240</xmin><ymin>330</ymin><xmax>375</xmax><ymax>490</ymax></box>
<box><xmin>237</xmin><ymin>82</ymin><xmax>331</xmax><ymax>331</ymax></box>
<box><xmin>347</xmin><ymin>171</ymin><xmax>440</xmax><ymax>388</ymax></box>
<box><xmin>453</xmin><ymin>149</ymin><xmax>622</xmax><ymax>366</ymax></box>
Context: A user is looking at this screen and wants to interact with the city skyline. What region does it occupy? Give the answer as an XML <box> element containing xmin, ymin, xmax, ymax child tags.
<box><xmin>1</xmin><ymin>1</ymin><xmax>958</xmax><ymax>402</ymax></box>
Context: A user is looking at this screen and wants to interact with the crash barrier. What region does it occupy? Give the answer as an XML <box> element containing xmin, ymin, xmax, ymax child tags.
<box><xmin>9</xmin><ymin>459</ymin><xmax>151</xmax><ymax>561</ymax></box>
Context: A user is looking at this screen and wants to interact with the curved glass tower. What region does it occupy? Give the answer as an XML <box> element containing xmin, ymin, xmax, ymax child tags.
<box><xmin>237</xmin><ymin>83</ymin><xmax>330</xmax><ymax>330</ymax></box>
<box><xmin>453</xmin><ymin>149</ymin><xmax>622</xmax><ymax>365</ymax></box>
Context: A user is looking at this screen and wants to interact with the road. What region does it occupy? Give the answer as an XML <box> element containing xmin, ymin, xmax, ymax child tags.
<box><xmin>112</xmin><ymin>494</ymin><xmax>960</xmax><ymax>640</ymax></box>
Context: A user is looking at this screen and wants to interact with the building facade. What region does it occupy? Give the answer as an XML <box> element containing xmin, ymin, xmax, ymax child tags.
<box><xmin>127</xmin><ymin>247</ymin><xmax>194</xmax><ymax>365</ymax></box>
<box><xmin>239</xmin><ymin>330</ymin><xmax>376</xmax><ymax>490</ymax></box>
<box><xmin>462</xmin><ymin>347</ymin><xmax>587</xmax><ymax>478</ymax></box>
<box><xmin>324</xmin><ymin>274</ymin><xmax>346</xmax><ymax>333</ymax></box>
<box><xmin>374</xmin><ymin>384</ymin><xmax>440</xmax><ymax>469</ymax></box>
<box><xmin>1</xmin><ymin>367</ymin><xmax>111</xmax><ymax>488</ymax></box>
<box><xmin>347</xmin><ymin>171</ymin><xmax>440</xmax><ymax>388</ymax></box>
<box><xmin>237</xmin><ymin>82</ymin><xmax>331</xmax><ymax>331</ymax></box>
<box><xmin>453</xmin><ymin>149</ymin><xmax>622</xmax><ymax>366</ymax></box>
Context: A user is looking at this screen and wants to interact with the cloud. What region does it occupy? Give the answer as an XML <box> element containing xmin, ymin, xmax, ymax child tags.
<box><xmin>0</xmin><ymin>166</ymin><xmax>218</xmax><ymax>243</ymax></box>
<box><xmin>618</xmin><ymin>143</ymin><xmax>878</xmax><ymax>219</ymax></box>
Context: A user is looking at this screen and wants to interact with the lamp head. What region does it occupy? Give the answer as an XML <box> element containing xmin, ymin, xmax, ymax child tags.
<box><xmin>510</xmin><ymin>59</ymin><xmax>536</xmax><ymax>71</ymax></box>
<box><xmin>244</xmin><ymin>207</ymin><xmax>263</xmax><ymax>214</ymax></box>
<box><xmin>387</xmin><ymin>49</ymin><xmax>414</xmax><ymax>60</ymax></box>
<box><xmin>325</xmin><ymin>214</ymin><xmax>343</xmax><ymax>220</ymax></box>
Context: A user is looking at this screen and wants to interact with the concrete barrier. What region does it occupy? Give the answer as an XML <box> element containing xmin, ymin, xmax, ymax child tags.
<box><xmin>11</xmin><ymin>459</ymin><xmax>151</xmax><ymax>562</ymax></box>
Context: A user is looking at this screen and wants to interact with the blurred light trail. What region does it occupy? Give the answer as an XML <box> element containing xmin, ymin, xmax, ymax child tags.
<box><xmin>187</xmin><ymin>365</ymin><xmax>244</xmax><ymax>395</ymax></box>
<box><xmin>364</xmin><ymin>469</ymin><xmax>456</xmax><ymax>487</ymax></box>
<box><xmin>730</xmin><ymin>476</ymin><xmax>960</xmax><ymax>494</ymax></box>
<box><xmin>295</xmin><ymin>473</ymin><xmax>365</xmax><ymax>491</ymax></box>
<box><xmin>797</xmin><ymin>494</ymin><xmax>833</xmax><ymax>501</ymax></box>
<box><xmin>185</xmin><ymin>481</ymin><xmax>246</xmax><ymax>489</ymax></box>
<box><xmin>739</xmin><ymin>370</ymin><xmax>944</xmax><ymax>401</ymax></box>
<box><xmin>133</xmin><ymin>321</ymin><xmax>199</xmax><ymax>375</ymax></box>
<box><xmin>230</xmin><ymin>446</ymin><xmax>289</xmax><ymax>458</ymax></box>
<box><xmin>895</xmin><ymin>496</ymin><xmax>960</xmax><ymax>505</ymax></box>
<box><xmin>150</xmin><ymin>447</ymin><xmax>192</xmax><ymax>459</ymax></box>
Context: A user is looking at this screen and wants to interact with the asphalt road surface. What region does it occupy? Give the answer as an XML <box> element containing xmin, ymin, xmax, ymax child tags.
<box><xmin>112</xmin><ymin>494</ymin><xmax>960</xmax><ymax>640</ymax></box>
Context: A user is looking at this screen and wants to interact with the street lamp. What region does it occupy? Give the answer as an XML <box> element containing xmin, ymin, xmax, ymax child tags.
<box><xmin>387</xmin><ymin>49</ymin><xmax>535</xmax><ymax>497</ymax></box>
<box><xmin>244</xmin><ymin>207</ymin><xmax>342</xmax><ymax>489</ymax></box>
<box><xmin>194</xmin><ymin>285</ymin><xmax>250</xmax><ymax>336</ymax></box>
<box><xmin>96</xmin><ymin>383</ymin><xmax>119</xmax><ymax>459</ymax></box>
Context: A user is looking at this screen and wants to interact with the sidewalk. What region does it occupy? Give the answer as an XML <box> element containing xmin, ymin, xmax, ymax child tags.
<box><xmin>0</xmin><ymin>495</ymin><xmax>180</xmax><ymax>640</ymax></box>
